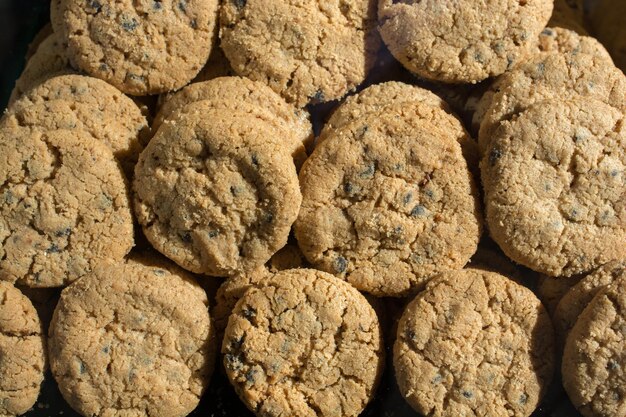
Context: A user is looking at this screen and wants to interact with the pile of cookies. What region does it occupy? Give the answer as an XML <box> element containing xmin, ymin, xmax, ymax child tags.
<box><xmin>0</xmin><ymin>0</ymin><xmax>624</xmax><ymax>416</ymax></box>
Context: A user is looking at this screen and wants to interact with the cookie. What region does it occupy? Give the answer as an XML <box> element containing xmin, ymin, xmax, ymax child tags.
<box><xmin>219</xmin><ymin>0</ymin><xmax>381</xmax><ymax>107</ymax></box>
<box><xmin>394</xmin><ymin>269</ymin><xmax>555</xmax><ymax>417</ymax></box>
<box><xmin>378</xmin><ymin>0</ymin><xmax>553</xmax><ymax>83</ymax></box>
<box><xmin>477</xmin><ymin>49</ymin><xmax>625</xmax><ymax>153</ymax></box>
<box><xmin>222</xmin><ymin>268</ymin><xmax>384</xmax><ymax>417</ymax></box>
<box><xmin>52</xmin><ymin>0</ymin><xmax>219</xmax><ymax>95</ymax></box>
<box><xmin>562</xmin><ymin>273</ymin><xmax>626</xmax><ymax>417</ymax></box>
<box><xmin>554</xmin><ymin>261</ymin><xmax>626</xmax><ymax>349</ymax></box>
<box><xmin>133</xmin><ymin>104</ymin><xmax>302</xmax><ymax>277</ymax></box>
<box><xmin>535</xmin><ymin>274</ymin><xmax>582</xmax><ymax>316</ymax></box>
<box><xmin>468</xmin><ymin>243</ymin><xmax>525</xmax><ymax>284</ymax></box>
<box><xmin>25</xmin><ymin>23</ymin><xmax>53</xmax><ymax>62</ymax></box>
<box><xmin>295</xmin><ymin>103</ymin><xmax>482</xmax><ymax>297</ymax></box>
<box><xmin>153</xmin><ymin>76</ymin><xmax>312</xmax><ymax>165</ymax></box>
<box><xmin>4</xmin><ymin>74</ymin><xmax>148</xmax><ymax>178</ymax></box>
<box><xmin>536</xmin><ymin>27</ymin><xmax>612</xmax><ymax>60</ymax></box>
<box><xmin>0</xmin><ymin>282</ymin><xmax>46</xmax><ymax>417</ymax></box>
<box><xmin>482</xmin><ymin>98</ymin><xmax>626</xmax><ymax>277</ymax></box>
<box><xmin>9</xmin><ymin>33</ymin><xmax>73</xmax><ymax>105</ymax></box>
<box><xmin>0</xmin><ymin>127</ymin><xmax>134</xmax><ymax>287</ymax></box>
<box><xmin>48</xmin><ymin>261</ymin><xmax>214</xmax><ymax>417</ymax></box>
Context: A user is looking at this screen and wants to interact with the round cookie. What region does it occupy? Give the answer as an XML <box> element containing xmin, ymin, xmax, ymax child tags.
<box><xmin>25</xmin><ymin>23</ymin><xmax>53</xmax><ymax>62</ymax></box>
<box><xmin>219</xmin><ymin>0</ymin><xmax>381</xmax><ymax>107</ymax></box>
<box><xmin>0</xmin><ymin>282</ymin><xmax>46</xmax><ymax>417</ymax></box>
<box><xmin>468</xmin><ymin>244</ymin><xmax>525</xmax><ymax>284</ymax></box>
<box><xmin>9</xmin><ymin>33</ymin><xmax>74</xmax><ymax>105</ymax></box>
<box><xmin>295</xmin><ymin>103</ymin><xmax>482</xmax><ymax>297</ymax></box>
<box><xmin>536</xmin><ymin>27</ymin><xmax>612</xmax><ymax>61</ymax></box>
<box><xmin>535</xmin><ymin>274</ymin><xmax>582</xmax><ymax>316</ymax></box>
<box><xmin>4</xmin><ymin>74</ymin><xmax>148</xmax><ymax>177</ymax></box>
<box><xmin>133</xmin><ymin>103</ymin><xmax>302</xmax><ymax>277</ymax></box>
<box><xmin>562</xmin><ymin>273</ymin><xmax>626</xmax><ymax>417</ymax></box>
<box><xmin>222</xmin><ymin>268</ymin><xmax>384</xmax><ymax>417</ymax></box>
<box><xmin>394</xmin><ymin>269</ymin><xmax>555</xmax><ymax>417</ymax></box>
<box><xmin>53</xmin><ymin>0</ymin><xmax>219</xmax><ymax>95</ymax></box>
<box><xmin>554</xmin><ymin>261</ymin><xmax>626</xmax><ymax>349</ymax></box>
<box><xmin>378</xmin><ymin>0</ymin><xmax>553</xmax><ymax>83</ymax></box>
<box><xmin>48</xmin><ymin>261</ymin><xmax>214</xmax><ymax>417</ymax></box>
<box><xmin>482</xmin><ymin>98</ymin><xmax>626</xmax><ymax>277</ymax></box>
<box><xmin>0</xmin><ymin>127</ymin><xmax>134</xmax><ymax>287</ymax></box>
<box><xmin>477</xmin><ymin>49</ymin><xmax>625</xmax><ymax>153</ymax></box>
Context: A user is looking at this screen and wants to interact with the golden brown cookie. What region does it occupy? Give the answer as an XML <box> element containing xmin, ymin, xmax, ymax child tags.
<box><xmin>535</xmin><ymin>274</ymin><xmax>583</xmax><ymax>316</ymax></box>
<box><xmin>378</xmin><ymin>0</ymin><xmax>553</xmax><ymax>83</ymax></box>
<box><xmin>0</xmin><ymin>127</ymin><xmax>134</xmax><ymax>288</ymax></box>
<box><xmin>0</xmin><ymin>282</ymin><xmax>46</xmax><ymax>417</ymax></box>
<box><xmin>24</xmin><ymin>23</ymin><xmax>53</xmax><ymax>62</ymax></box>
<box><xmin>48</xmin><ymin>261</ymin><xmax>214</xmax><ymax>417</ymax></box>
<box><xmin>482</xmin><ymin>98</ymin><xmax>626</xmax><ymax>277</ymax></box>
<box><xmin>219</xmin><ymin>0</ymin><xmax>381</xmax><ymax>107</ymax></box>
<box><xmin>562</xmin><ymin>273</ymin><xmax>626</xmax><ymax>417</ymax></box>
<box><xmin>133</xmin><ymin>103</ymin><xmax>302</xmax><ymax>277</ymax></box>
<box><xmin>296</xmin><ymin>103</ymin><xmax>482</xmax><ymax>297</ymax></box>
<box><xmin>394</xmin><ymin>269</ymin><xmax>555</xmax><ymax>417</ymax></box>
<box><xmin>222</xmin><ymin>269</ymin><xmax>384</xmax><ymax>417</ymax></box>
<box><xmin>52</xmin><ymin>0</ymin><xmax>219</xmax><ymax>95</ymax></box>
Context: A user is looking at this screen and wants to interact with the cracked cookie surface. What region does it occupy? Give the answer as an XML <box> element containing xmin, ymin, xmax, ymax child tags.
<box><xmin>377</xmin><ymin>0</ymin><xmax>553</xmax><ymax>83</ymax></box>
<box><xmin>48</xmin><ymin>262</ymin><xmax>214</xmax><ymax>417</ymax></box>
<box><xmin>562</xmin><ymin>273</ymin><xmax>626</xmax><ymax>417</ymax></box>
<box><xmin>219</xmin><ymin>0</ymin><xmax>380</xmax><ymax>107</ymax></box>
<box><xmin>0</xmin><ymin>282</ymin><xmax>46</xmax><ymax>417</ymax></box>
<box><xmin>0</xmin><ymin>127</ymin><xmax>134</xmax><ymax>288</ymax></box>
<box><xmin>133</xmin><ymin>103</ymin><xmax>301</xmax><ymax>277</ymax></box>
<box><xmin>53</xmin><ymin>0</ymin><xmax>219</xmax><ymax>95</ymax></box>
<box><xmin>222</xmin><ymin>268</ymin><xmax>384</xmax><ymax>417</ymax></box>
<box><xmin>481</xmin><ymin>98</ymin><xmax>626</xmax><ymax>277</ymax></box>
<box><xmin>295</xmin><ymin>103</ymin><xmax>482</xmax><ymax>297</ymax></box>
<box><xmin>394</xmin><ymin>269</ymin><xmax>554</xmax><ymax>417</ymax></box>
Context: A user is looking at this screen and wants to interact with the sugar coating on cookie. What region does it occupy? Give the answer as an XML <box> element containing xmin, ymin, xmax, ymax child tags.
<box><xmin>378</xmin><ymin>0</ymin><xmax>553</xmax><ymax>83</ymax></box>
<box><xmin>219</xmin><ymin>0</ymin><xmax>381</xmax><ymax>107</ymax></box>
<box><xmin>0</xmin><ymin>127</ymin><xmax>134</xmax><ymax>287</ymax></box>
<box><xmin>394</xmin><ymin>269</ymin><xmax>555</xmax><ymax>417</ymax></box>
<box><xmin>5</xmin><ymin>74</ymin><xmax>148</xmax><ymax>177</ymax></box>
<box><xmin>562</xmin><ymin>274</ymin><xmax>626</xmax><ymax>417</ymax></box>
<box><xmin>134</xmin><ymin>104</ymin><xmax>302</xmax><ymax>276</ymax></box>
<box><xmin>482</xmin><ymin>98</ymin><xmax>626</xmax><ymax>277</ymax></box>
<box><xmin>222</xmin><ymin>269</ymin><xmax>384</xmax><ymax>417</ymax></box>
<box><xmin>48</xmin><ymin>262</ymin><xmax>214</xmax><ymax>417</ymax></box>
<box><xmin>296</xmin><ymin>104</ymin><xmax>482</xmax><ymax>297</ymax></box>
<box><xmin>554</xmin><ymin>261</ymin><xmax>626</xmax><ymax>349</ymax></box>
<box><xmin>53</xmin><ymin>0</ymin><xmax>219</xmax><ymax>95</ymax></box>
<box><xmin>0</xmin><ymin>282</ymin><xmax>46</xmax><ymax>417</ymax></box>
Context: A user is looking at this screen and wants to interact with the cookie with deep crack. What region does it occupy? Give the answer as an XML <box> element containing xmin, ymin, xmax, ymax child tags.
<box><xmin>222</xmin><ymin>268</ymin><xmax>384</xmax><ymax>417</ymax></box>
<box><xmin>295</xmin><ymin>103</ymin><xmax>482</xmax><ymax>297</ymax></box>
<box><xmin>134</xmin><ymin>103</ymin><xmax>302</xmax><ymax>277</ymax></box>
<box><xmin>219</xmin><ymin>0</ymin><xmax>380</xmax><ymax>107</ymax></box>
<box><xmin>48</xmin><ymin>261</ymin><xmax>214</xmax><ymax>417</ymax></box>
<box><xmin>562</xmin><ymin>273</ymin><xmax>626</xmax><ymax>417</ymax></box>
<box><xmin>378</xmin><ymin>0</ymin><xmax>553</xmax><ymax>83</ymax></box>
<box><xmin>394</xmin><ymin>269</ymin><xmax>555</xmax><ymax>417</ymax></box>
<box><xmin>0</xmin><ymin>127</ymin><xmax>134</xmax><ymax>288</ymax></box>
<box><xmin>0</xmin><ymin>282</ymin><xmax>46</xmax><ymax>417</ymax></box>
<box><xmin>52</xmin><ymin>0</ymin><xmax>219</xmax><ymax>95</ymax></box>
<box><xmin>4</xmin><ymin>74</ymin><xmax>148</xmax><ymax>178</ymax></box>
<box><xmin>482</xmin><ymin>98</ymin><xmax>626</xmax><ymax>277</ymax></box>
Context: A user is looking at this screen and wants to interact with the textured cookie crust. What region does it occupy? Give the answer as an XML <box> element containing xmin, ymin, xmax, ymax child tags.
<box><xmin>554</xmin><ymin>261</ymin><xmax>626</xmax><ymax>349</ymax></box>
<box><xmin>48</xmin><ymin>262</ymin><xmax>214</xmax><ymax>417</ymax></box>
<box><xmin>5</xmin><ymin>74</ymin><xmax>148</xmax><ymax>177</ymax></box>
<box><xmin>562</xmin><ymin>274</ymin><xmax>626</xmax><ymax>417</ymax></box>
<box><xmin>219</xmin><ymin>0</ymin><xmax>381</xmax><ymax>107</ymax></box>
<box><xmin>482</xmin><ymin>98</ymin><xmax>626</xmax><ymax>277</ymax></box>
<box><xmin>0</xmin><ymin>127</ymin><xmax>134</xmax><ymax>288</ymax></box>
<box><xmin>134</xmin><ymin>104</ymin><xmax>302</xmax><ymax>277</ymax></box>
<box><xmin>53</xmin><ymin>0</ymin><xmax>219</xmax><ymax>95</ymax></box>
<box><xmin>536</xmin><ymin>27</ymin><xmax>612</xmax><ymax>61</ymax></box>
<box><xmin>535</xmin><ymin>274</ymin><xmax>582</xmax><ymax>316</ymax></box>
<box><xmin>378</xmin><ymin>0</ymin><xmax>553</xmax><ymax>83</ymax></box>
<box><xmin>0</xmin><ymin>282</ymin><xmax>46</xmax><ymax>417</ymax></box>
<box><xmin>296</xmin><ymin>103</ymin><xmax>482</xmax><ymax>297</ymax></box>
<box><xmin>222</xmin><ymin>269</ymin><xmax>384</xmax><ymax>417</ymax></box>
<box><xmin>394</xmin><ymin>269</ymin><xmax>555</xmax><ymax>417</ymax></box>
<box><xmin>477</xmin><ymin>49</ymin><xmax>625</xmax><ymax>153</ymax></box>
